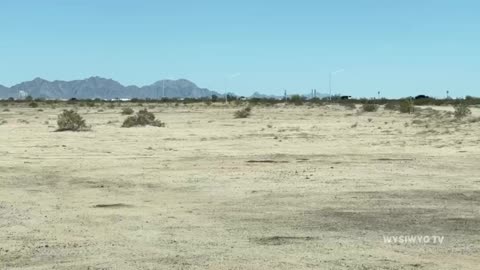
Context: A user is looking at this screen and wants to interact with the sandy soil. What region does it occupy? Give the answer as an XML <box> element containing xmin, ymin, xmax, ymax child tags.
<box><xmin>0</xmin><ymin>103</ymin><xmax>479</xmax><ymax>269</ymax></box>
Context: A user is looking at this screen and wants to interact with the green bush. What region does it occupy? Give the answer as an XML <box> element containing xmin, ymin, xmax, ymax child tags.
<box><xmin>453</xmin><ymin>103</ymin><xmax>472</xmax><ymax>119</ymax></box>
<box><xmin>362</xmin><ymin>103</ymin><xmax>379</xmax><ymax>112</ymax></box>
<box><xmin>399</xmin><ymin>99</ymin><xmax>415</xmax><ymax>114</ymax></box>
<box><xmin>56</xmin><ymin>110</ymin><xmax>88</xmax><ymax>131</ymax></box>
<box><xmin>121</xmin><ymin>107</ymin><xmax>134</xmax><ymax>115</ymax></box>
<box><xmin>234</xmin><ymin>107</ymin><xmax>252</xmax><ymax>118</ymax></box>
<box><xmin>122</xmin><ymin>109</ymin><xmax>165</xmax><ymax>127</ymax></box>
<box><xmin>28</xmin><ymin>102</ymin><xmax>39</xmax><ymax>108</ymax></box>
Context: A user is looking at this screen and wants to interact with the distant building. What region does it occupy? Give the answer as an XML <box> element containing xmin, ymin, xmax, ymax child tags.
<box><xmin>18</xmin><ymin>90</ymin><xmax>28</xmax><ymax>99</ymax></box>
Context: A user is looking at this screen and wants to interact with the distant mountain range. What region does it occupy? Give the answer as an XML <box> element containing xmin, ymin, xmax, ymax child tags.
<box><xmin>0</xmin><ymin>77</ymin><xmax>220</xmax><ymax>100</ymax></box>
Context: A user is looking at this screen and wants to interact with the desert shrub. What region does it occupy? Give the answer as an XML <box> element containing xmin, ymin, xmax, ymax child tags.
<box><xmin>122</xmin><ymin>109</ymin><xmax>165</xmax><ymax>127</ymax></box>
<box><xmin>234</xmin><ymin>107</ymin><xmax>252</xmax><ymax>118</ymax></box>
<box><xmin>3</xmin><ymin>108</ymin><xmax>10</xmax><ymax>112</ymax></box>
<box><xmin>362</xmin><ymin>103</ymin><xmax>379</xmax><ymax>112</ymax></box>
<box><xmin>56</xmin><ymin>110</ymin><xmax>88</xmax><ymax>131</ymax></box>
<box><xmin>0</xmin><ymin>120</ymin><xmax>7</xmax><ymax>125</ymax></box>
<box><xmin>121</xmin><ymin>107</ymin><xmax>134</xmax><ymax>115</ymax></box>
<box><xmin>384</xmin><ymin>102</ymin><xmax>398</xmax><ymax>111</ymax></box>
<box><xmin>399</xmin><ymin>99</ymin><xmax>415</xmax><ymax>114</ymax></box>
<box><xmin>289</xmin><ymin>95</ymin><xmax>304</xmax><ymax>106</ymax></box>
<box><xmin>29</xmin><ymin>102</ymin><xmax>39</xmax><ymax>108</ymax></box>
<box><xmin>453</xmin><ymin>103</ymin><xmax>471</xmax><ymax>119</ymax></box>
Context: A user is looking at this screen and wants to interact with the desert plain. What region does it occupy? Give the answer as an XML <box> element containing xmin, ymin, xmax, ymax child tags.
<box><xmin>0</xmin><ymin>103</ymin><xmax>479</xmax><ymax>269</ymax></box>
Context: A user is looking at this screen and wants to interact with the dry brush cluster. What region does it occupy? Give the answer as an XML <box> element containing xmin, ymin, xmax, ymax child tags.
<box><xmin>234</xmin><ymin>107</ymin><xmax>252</xmax><ymax>118</ymax></box>
<box><xmin>56</xmin><ymin>110</ymin><xmax>89</xmax><ymax>132</ymax></box>
<box><xmin>54</xmin><ymin>108</ymin><xmax>165</xmax><ymax>131</ymax></box>
<box><xmin>122</xmin><ymin>109</ymin><xmax>165</xmax><ymax>128</ymax></box>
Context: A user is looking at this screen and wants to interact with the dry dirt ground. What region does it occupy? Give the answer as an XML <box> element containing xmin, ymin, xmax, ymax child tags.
<box><xmin>0</xmin><ymin>103</ymin><xmax>479</xmax><ymax>269</ymax></box>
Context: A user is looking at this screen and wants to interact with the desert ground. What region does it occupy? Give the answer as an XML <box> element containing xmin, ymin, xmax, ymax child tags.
<box><xmin>0</xmin><ymin>102</ymin><xmax>479</xmax><ymax>269</ymax></box>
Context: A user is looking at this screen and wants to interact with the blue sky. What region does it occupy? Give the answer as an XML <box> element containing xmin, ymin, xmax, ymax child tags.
<box><xmin>1</xmin><ymin>0</ymin><xmax>479</xmax><ymax>98</ymax></box>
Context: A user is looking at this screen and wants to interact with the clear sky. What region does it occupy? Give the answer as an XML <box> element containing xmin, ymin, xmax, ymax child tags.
<box><xmin>1</xmin><ymin>0</ymin><xmax>479</xmax><ymax>98</ymax></box>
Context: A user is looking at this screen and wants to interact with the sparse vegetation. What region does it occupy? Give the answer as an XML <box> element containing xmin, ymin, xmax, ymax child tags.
<box><xmin>289</xmin><ymin>95</ymin><xmax>304</xmax><ymax>106</ymax></box>
<box><xmin>56</xmin><ymin>110</ymin><xmax>88</xmax><ymax>131</ymax></box>
<box><xmin>28</xmin><ymin>102</ymin><xmax>39</xmax><ymax>108</ymax></box>
<box><xmin>339</xmin><ymin>102</ymin><xmax>356</xmax><ymax>110</ymax></box>
<box><xmin>362</xmin><ymin>103</ymin><xmax>379</xmax><ymax>112</ymax></box>
<box><xmin>453</xmin><ymin>103</ymin><xmax>471</xmax><ymax>119</ymax></box>
<box><xmin>234</xmin><ymin>99</ymin><xmax>243</xmax><ymax>106</ymax></box>
<box><xmin>399</xmin><ymin>99</ymin><xmax>415</xmax><ymax>114</ymax></box>
<box><xmin>121</xmin><ymin>107</ymin><xmax>135</xmax><ymax>115</ymax></box>
<box><xmin>384</xmin><ymin>102</ymin><xmax>398</xmax><ymax>111</ymax></box>
<box><xmin>122</xmin><ymin>109</ymin><xmax>165</xmax><ymax>127</ymax></box>
<box><xmin>234</xmin><ymin>107</ymin><xmax>252</xmax><ymax>118</ymax></box>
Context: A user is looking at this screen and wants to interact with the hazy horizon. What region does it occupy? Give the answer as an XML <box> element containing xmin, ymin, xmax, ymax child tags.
<box><xmin>1</xmin><ymin>0</ymin><xmax>479</xmax><ymax>98</ymax></box>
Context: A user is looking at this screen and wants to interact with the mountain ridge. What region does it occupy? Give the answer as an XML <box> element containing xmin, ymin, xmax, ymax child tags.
<box><xmin>0</xmin><ymin>77</ymin><xmax>220</xmax><ymax>100</ymax></box>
